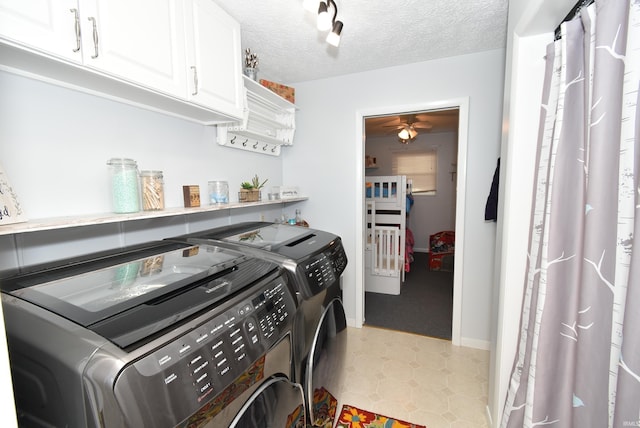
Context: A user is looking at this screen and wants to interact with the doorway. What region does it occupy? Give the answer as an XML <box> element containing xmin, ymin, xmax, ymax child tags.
<box><xmin>354</xmin><ymin>98</ymin><xmax>469</xmax><ymax>346</ymax></box>
<box><xmin>363</xmin><ymin>108</ymin><xmax>459</xmax><ymax>340</ymax></box>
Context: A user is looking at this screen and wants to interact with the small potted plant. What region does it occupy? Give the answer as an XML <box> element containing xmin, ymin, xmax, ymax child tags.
<box><xmin>239</xmin><ymin>174</ymin><xmax>268</xmax><ymax>202</ymax></box>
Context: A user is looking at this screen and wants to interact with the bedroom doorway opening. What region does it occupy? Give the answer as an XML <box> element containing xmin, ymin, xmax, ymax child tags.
<box><xmin>361</xmin><ymin>106</ymin><xmax>461</xmax><ymax>341</ymax></box>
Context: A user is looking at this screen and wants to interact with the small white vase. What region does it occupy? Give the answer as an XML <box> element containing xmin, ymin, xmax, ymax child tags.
<box><xmin>244</xmin><ymin>67</ymin><xmax>257</xmax><ymax>81</ymax></box>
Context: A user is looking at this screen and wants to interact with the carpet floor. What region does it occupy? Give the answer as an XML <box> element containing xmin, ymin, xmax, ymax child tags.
<box><xmin>364</xmin><ymin>252</ymin><xmax>453</xmax><ymax>340</ymax></box>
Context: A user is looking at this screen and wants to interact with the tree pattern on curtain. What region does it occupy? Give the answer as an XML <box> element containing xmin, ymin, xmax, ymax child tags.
<box><xmin>501</xmin><ymin>1</ymin><xmax>640</xmax><ymax>427</ymax></box>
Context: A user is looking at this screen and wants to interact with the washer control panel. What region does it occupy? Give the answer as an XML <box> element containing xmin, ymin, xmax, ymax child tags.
<box><xmin>113</xmin><ymin>274</ymin><xmax>295</xmax><ymax>426</ymax></box>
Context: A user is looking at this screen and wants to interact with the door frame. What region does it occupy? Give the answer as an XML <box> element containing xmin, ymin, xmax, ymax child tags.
<box><xmin>354</xmin><ymin>97</ymin><xmax>469</xmax><ymax>345</ymax></box>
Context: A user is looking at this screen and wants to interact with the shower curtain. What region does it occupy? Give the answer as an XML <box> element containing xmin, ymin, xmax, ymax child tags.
<box><xmin>501</xmin><ymin>1</ymin><xmax>640</xmax><ymax>427</ymax></box>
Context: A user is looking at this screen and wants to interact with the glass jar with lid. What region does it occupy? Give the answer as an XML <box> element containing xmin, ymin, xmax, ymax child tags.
<box><xmin>140</xmin><ymin>170</ymin><xmax>165</xmax><ymax>211</ymax></box>
<box><xmin>107</xmin><ymin>158</ymin><xmax>140</xmax><ymax>213</ymax></box>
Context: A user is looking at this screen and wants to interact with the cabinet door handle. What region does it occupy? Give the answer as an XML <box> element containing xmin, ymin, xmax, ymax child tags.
<box><xmin>70</xmin><ymin>8</ymin><xmax>81</xmax><ymax>53</ymax></box>
<box><xmin>88</xmin><ymin>17</ymin><xmax>99</xmax><ymax>59</ymax></box>
<box><xmin>191</xmin><ymin>66</ymin><xmax>198</xmax><ymax>95</ymax></box>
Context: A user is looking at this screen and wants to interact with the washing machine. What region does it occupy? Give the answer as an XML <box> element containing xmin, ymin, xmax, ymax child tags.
<box><xmin>0</xmin><ymin>239</ymin><xmax>304</xmax><ymax>427</ymax></box>
<box><xmin>170</xmin><ymin>221</ymin><xmax>348</xmax><ymax>427</ymax></box>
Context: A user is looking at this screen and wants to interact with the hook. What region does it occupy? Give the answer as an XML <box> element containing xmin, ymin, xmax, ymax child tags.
<box><xmin>271</xmin><ymin>147</ymin><xmax>276</xmax><ymax>153</ymax></box>
<box><xmin>263</xmin><ymin>144</ymin><xmax>268</xmax><ymax>151</ymax></box>
<box><xmin>230</xmin><ymin>136</ymin><xmax>236</xmax><ymax>144</ymax></box>
<box><xmin>242</xmin><ymin>139</ymin><xmax>248</xmax><ymax>147</ymax></box>
<box><xmin>253</xmin><ymin>141</ymin><xmax>259</xmax><ymax>149</ymax></box>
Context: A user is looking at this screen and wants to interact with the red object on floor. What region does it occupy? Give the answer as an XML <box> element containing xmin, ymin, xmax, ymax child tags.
<box><xmin>428</xmin><ymin>231</ymin><xmax>455</xmax><ymax>271</ymax></box>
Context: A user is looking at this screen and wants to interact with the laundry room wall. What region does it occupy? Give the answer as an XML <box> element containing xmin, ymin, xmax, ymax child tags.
<box><xmin>284</xmin><ymin>49</ymin><xmax>505</xmax><ymax>348</ymax></box>
<box><xmin>0</xmin><ymin>71</ymin><xmax>293</xmax><ymax>269</ymax></box>
<box><xmin>365</xmin><ymin>131</ymin><xmax>458</xmax><ymax>252</ymax></box>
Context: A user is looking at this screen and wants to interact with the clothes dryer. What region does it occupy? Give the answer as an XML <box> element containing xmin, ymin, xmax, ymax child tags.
<box><xmin>170</xmin><ymin>222</ymin><xmax>348</xmax><ymax>427</ymax></box>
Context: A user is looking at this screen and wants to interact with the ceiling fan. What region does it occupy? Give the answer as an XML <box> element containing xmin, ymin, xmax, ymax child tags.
<box><xmin>381</xmin><ymin>114</ymin><xmax>433</xmax><ymax>143</ymax></box>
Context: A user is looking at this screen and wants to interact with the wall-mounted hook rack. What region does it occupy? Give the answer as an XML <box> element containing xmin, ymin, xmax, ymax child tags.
<box><xmin>217</xmin><ymin>129</ymin><xmax>282</xmax><ymax>156</ymax></box>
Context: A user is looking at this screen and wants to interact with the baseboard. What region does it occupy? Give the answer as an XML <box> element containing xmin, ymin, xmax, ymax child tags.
<box><xmin>485</xmin><ymin>405</ymin><xmax>494</xmax><ymax>427</ymax></box>
<box><xmin>460</xmin><ymin>337</ymin><xmax>491</xmax><ymax>350</ymax></box>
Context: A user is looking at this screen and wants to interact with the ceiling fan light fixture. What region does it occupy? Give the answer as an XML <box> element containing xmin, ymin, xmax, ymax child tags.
<box><xmin>398</xmin><ymin>125</ymin><xmax>418</xmax><ymax>140</ymax></box>
<box><xmin>326</xmin><ymin>20</ymin><xmax>343</xmax><ymax>46</ymax></box>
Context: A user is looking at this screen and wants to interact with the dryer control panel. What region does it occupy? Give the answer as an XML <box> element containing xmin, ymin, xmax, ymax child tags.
<box><xmin>299</xmin><ymin>238</ymin><xmax>347</xmax><ymax>297</ymax></box>
<box><xmin>112</xmin><ymin>274</ymin><xmax>296</xmax><ymax>427</ymax></box>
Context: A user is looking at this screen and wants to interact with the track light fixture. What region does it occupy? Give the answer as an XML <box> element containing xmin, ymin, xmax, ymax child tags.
<box><xmin>327</xmin><ymin>20</ymin><xmax>343</xmax><ymax>47</ymax></box>
<box><xmin>305</xmin><ymin>0</ymin><xmax>344</xmax><ymax>47</ymax></box>
<box><xmin>317</xmin><ymin>1</ymin><xmax>332</xmax><ymax>31</ymax></box>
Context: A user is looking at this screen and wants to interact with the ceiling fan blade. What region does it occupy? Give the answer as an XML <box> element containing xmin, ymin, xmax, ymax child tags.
<box><xmin>413</xmin><ymin>123</ymin><xmax>433</xmax><ymax>129</ymax></box>
<box><xmin>414</xmin><ymin>113</ymin><xmax>433</xmax><ymax>121</ymax></box>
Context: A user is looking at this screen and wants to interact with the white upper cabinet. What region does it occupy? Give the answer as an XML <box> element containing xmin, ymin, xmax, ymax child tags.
<box><xmin>183</xmin><ymin>0</ymin><xmax>243</xmax><ymax>118</ymax></box>
<box><xmin>0</xmin><ymin>0</ymin><xmax>243</xmax><ymax>123</ymax></box>
<box><xmin>78</xmin><ymin>0</ymin><xmax>188</xmax><ymax>99</ymax></box>
<box><xmin>0</xmin><ymin>0</ymin><xmax>81</xmax><ymax>62</ymax></box>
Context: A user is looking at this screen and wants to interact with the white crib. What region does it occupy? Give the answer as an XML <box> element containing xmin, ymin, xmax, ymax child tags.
<box><xmin>365</xmin><ymin>175</ymin><xmax>407</xmax><ymax>295</ymax></box>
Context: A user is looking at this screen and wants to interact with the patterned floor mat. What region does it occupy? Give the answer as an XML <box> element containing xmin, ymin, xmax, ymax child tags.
<box><xmin>335</xmin><ymin>404</ymin><xmax>426</xmax><ymax>428</ymax></box>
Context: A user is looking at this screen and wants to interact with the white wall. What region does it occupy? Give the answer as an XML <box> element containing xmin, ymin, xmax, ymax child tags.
<box><xmin>0</xmin><ymin>71</ymin><xmax>285</xmax><ymax>219</ymax></box>
<box><xmin>0</xmin><ymin>70</ymin><xmax>289</xmax><ymax>267</ymax></box>
<box><xmin>365</xmin><ymin>131</ymin><xmax>458</xmax><ymax>251</ymax></box>
<box><xmin>283</xmin><ymin>49</ymin><xmax>505</xmax><ymax>346</ymax></box>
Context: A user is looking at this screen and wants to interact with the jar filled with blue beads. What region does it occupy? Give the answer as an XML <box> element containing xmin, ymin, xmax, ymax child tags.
<box><xmin>107</xmin><ymin>158</ymin><xmax>140</xmax><ymax>213</ymax></box>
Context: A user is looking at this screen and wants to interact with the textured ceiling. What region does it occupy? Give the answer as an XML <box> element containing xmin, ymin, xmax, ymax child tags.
<box><xmin>214</xmin><ymin>0</ymin><xmax>509</xmax><ymax>84</ymax></box>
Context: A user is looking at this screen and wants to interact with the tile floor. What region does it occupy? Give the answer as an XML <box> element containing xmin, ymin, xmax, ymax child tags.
<box><xmin>336</xmin><ymin>326</ymin><xmax>490</xmax><ymax>428</ymax></box>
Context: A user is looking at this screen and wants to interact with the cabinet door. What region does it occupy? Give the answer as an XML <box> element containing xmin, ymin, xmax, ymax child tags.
<box><xmin>79</xmin><ymin>0</ymin><xmax>187</xmax><ymax>99</ymax></box>
<box><xmin>0</xmin><ymin>0</ymin><xmax>81</xmax><ymax>62</ymax></box>
<box><xmin>183</xmin><ymin>0</ymin><xmax>243</xmax><ymax>119</ymax></box>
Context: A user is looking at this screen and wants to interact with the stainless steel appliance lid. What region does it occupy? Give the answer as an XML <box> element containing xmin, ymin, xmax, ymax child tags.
<box><xmin>1</xmin><ymin>242</ymin><xmax>281</xmax><ymax>348</ymax></box>
<box><xmin>220</xmin><ymin>223</ymin><xmax>315</xmax><ymax>251</ymax></box>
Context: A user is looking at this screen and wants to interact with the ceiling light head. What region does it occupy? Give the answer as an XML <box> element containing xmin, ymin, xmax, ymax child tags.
<box><xmin>317</xmin><ymin>2</ymin><xmax>332</xmax><ymax>31</ymax></box>
<box><xmin>326</xmin><ymin>20</ymin><xmax>343</xmax><ymax>46</ymax></box>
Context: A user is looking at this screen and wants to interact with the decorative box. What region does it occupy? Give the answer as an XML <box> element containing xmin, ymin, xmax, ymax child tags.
<box><xmin>273</xmin><ymin>186</ymin><xmax>300</xmax><ymax>200</ymax></box>
<box><xmin>259</xmin><ymin>79</ymin><xmax>295</xmax><ymax>104</ymax></box>
<box><xmin>182</xmin><ymin>185</ymin><xmax>200</xmax><ymax>207</ymax></box>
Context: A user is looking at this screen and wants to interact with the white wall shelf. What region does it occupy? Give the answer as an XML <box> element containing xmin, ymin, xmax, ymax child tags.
<box><xmin>0</xmin><ymin>197</ymin><xmax>307</xmax><ymax>236</ymax></box>
<box><xmin>217</xmin><ymin>76</ymin><xmax>297</xmax><ymax>156</ymax></box>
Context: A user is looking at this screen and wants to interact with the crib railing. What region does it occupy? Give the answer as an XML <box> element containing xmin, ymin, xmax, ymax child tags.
<box><xmin>372</xmin><ymin>225</ymin><xmax>402</xmax><ymax>277</ymax></box>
